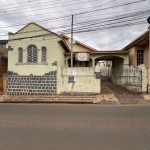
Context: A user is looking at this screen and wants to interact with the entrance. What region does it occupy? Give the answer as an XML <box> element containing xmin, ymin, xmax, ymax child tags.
<box><xmin>100</xmin><ymin>67</ymin><xmax>142</xmax><ymax>93</ymax></box>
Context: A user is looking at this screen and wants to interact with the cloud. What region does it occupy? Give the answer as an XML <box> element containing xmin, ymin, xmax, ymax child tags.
<box><xmin>0</xmin><ymin>0</ymin><xmax>149</xmax><ymax>49</ymax></box>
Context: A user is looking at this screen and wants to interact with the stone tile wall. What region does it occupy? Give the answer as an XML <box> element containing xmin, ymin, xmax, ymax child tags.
<box><xmin>7</xmin><ymin>71</ymin><xmax>57</xmax><ymax>95</ymax></box>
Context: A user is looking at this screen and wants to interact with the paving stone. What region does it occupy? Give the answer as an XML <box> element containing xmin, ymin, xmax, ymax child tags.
<box><xmin>101</xmin><ymin>78</ymin><xmax>147</xmax><ymax>104</ymax></box>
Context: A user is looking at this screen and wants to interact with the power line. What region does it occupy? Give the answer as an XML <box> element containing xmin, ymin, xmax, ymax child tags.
<box><xmin>0</xmin><ymin>0</ymin><xmax>99</xmax><ymax>17</ymax></box>
<box><xmin>0</xmin><ymin>0</ymin><xmax>101</xmax><ymax>13</ymax></box>
<box><xmin>75</xmin><ymin>0</ymin><xmax>146</xmax><ymax>15</ymax></box>
<box><xmin>1</xmin><ymin>0</ymin><xmax>145</xmax><ymax>21</ymax></box>
<box><xmin>0</xmin><ymin>0</ymin><xmax>38</xmax><ymax>7</ymax></box>
<box><xmin>0</xmin><ymin>8</ymin><xmax>149</xmax><ymax>37</ymax></box>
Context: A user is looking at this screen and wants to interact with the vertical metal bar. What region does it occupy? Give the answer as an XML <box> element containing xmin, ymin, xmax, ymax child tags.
<box><xmin>71</xmin><ymin>15</ymin><xmax>73</xmax><ymax>67</ymax></box>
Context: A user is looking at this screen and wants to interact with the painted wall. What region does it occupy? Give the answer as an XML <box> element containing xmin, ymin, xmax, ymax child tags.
<box><xmin>65</xmin><ymin>53</ymin><xmax>129</xmax><ymax>68</ymax></box>
<box><xmin>129</xmin><ymin>44</ymin><xmax>149</xmax><ymax>67</ymax></box>
<box><xmin>144</xmin><ymin>44</ymin><xmax>149</xmax><ymax>67</ymax></box>
<box><xmin>8</xmin><ymin>23</ymin><xmax>65</xmax><ymax>75</ymax></box>
<box><xmin>64</xmin><ymin>39</ymin><xmax>95</xmax><ymax>52</ymax></box>
<box><xmin>129</xmin><ymin>47</ymin><xmax>136</xmax><ymax>66</ymax></box>
<box><xmin>57</xmin><ymin>67</ymin><xmax>101</xmax><ymax>94</ymax></box>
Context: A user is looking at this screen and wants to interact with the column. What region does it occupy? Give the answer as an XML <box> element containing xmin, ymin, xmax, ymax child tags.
<box><xmin>92</xmin><ymin>58</ymin><xmax>95</xmax><ymax>67</ymax></box>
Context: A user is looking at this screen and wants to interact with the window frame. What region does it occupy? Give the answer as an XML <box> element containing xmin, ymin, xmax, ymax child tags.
<box><xmin>41</xmin><ymin>46</ymin><xmax>47</xmax><ymax>63</ymax></box>
<box><xmin>27</xmin><ymin>45</ymin><xmax>38</xmax><ymax>63</ymax></box>
<box><xmin>18</xmin><ymin>47</ymin><xmax>23</xmax><ymax>63</ymax></box>
<box><xmin>137</xmin><ymin>50</ymin><xmax>144</xmax><ymax>66</ymax></box>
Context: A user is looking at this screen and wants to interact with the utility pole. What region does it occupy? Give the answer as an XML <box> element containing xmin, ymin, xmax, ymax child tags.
<box><xmin>71</xmin><ymin>15</ymin><xmax>73</xmax><ymax>67</ymax></box>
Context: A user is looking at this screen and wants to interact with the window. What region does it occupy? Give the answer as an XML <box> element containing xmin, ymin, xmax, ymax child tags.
<box><xmin>18</xmin><ymin>47</ymin><xmax>23</xmax><ymax>63</ymax></box>
<box><xmin>41</xmin><ymin>46</ymin><xmax>47</xmax><ymax>62</ymax></box>
<box><xmin>27</xmin><ymin>45</ymin><xmax>37</xmax><ymax>63</ymax></box>
<box><xmin>137</xmin><ymin>50</ymin><xmax>144</xmax><ymax>66</ymax></box>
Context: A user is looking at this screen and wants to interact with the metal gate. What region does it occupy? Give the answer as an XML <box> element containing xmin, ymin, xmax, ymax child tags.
<box><xmin>100</xmin><ymin>67</ymin><xmax>142</xmax><ymax>93</ymax></box>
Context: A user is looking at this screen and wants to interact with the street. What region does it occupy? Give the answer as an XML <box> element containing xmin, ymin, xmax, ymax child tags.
<box><xmin>0</xmin><ymin>104</ymin><xmax>150</xmax><ymax>150</ymax></box>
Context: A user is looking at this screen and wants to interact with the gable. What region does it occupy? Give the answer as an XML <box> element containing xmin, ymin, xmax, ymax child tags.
<box><xmin>9</xmin><ymin>22</ymin><xmax>62</xmax><ymax>41</ymax></box>
<box><xmin>63</xmin><ymin>38</ymin><xmax>97</xmax><ymax>53</ymax></box>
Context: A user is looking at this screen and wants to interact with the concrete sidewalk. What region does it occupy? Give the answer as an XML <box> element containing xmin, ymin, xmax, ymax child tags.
<box><xmin>0</xmin><ymin>94</ymin><xmax>119</xmax><ymax>104</ymax></box>
<box><xmin>0</xmin><ymin>93</ymin><xmax>149</xmax><ymax>104</ymax></box>
<box><xmin>0</xmin><ymin>79</ymin><xmax>150</xmax><ymax>104</ymax></box>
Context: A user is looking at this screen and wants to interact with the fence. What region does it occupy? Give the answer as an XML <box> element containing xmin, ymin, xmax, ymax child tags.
<box><xmin>100</xmin><ymin>64</ymin><xmax>148</xmax><ymax>93</ymax></box>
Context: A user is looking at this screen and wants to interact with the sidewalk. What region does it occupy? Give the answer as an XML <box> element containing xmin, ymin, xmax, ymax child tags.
<box><xmin>0</xmin><ymin>80</ymin><xmax>150</xmax><ymax>104</ymax></box>
<box><xmin>0</xmin><ymin>94</ymin><xmax>119</xmax><ymax>104</ymax></box>
<box><xmin>101</xmin><ymin>79</ymin><xmax>149</xmax><ymax>104</ymax></box>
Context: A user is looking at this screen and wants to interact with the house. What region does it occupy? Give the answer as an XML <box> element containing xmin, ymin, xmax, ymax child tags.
<box><xmin>122</xmin><ymin>29</ymin><xmax>150</xmax><ymax>92</ymax></box>
<box><xmin>0</xmin><ymin>40</ymin><xmax>8</xmax><ymax>94</ymax></box>
<box><xmin>7</xmin><ymin>22</ymin><xmax>129</xmax><ymax>95</ymax></box>
<box><xmin>0</xmin><ymin>40</ymin><xmax>8</xmax><ymax>49</ymax></box>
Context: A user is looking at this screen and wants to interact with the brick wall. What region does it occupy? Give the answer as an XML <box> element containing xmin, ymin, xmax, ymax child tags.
<box><xmin>7</xmin><ymin>71</ymin><xmax>57</xmax><ymax>95</ymax></box>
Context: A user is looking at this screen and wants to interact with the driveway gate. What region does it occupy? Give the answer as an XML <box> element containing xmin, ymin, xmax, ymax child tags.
<box><xmin>100</xmin><ymin>67</ymin><xmax>142</xmax><ymax>93</ymax></box>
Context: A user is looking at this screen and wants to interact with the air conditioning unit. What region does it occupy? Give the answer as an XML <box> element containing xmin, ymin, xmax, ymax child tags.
<box><xmin>75</xmin><ymin>53</ymin><xmax>89</xmax><ymax>61</ymax></box>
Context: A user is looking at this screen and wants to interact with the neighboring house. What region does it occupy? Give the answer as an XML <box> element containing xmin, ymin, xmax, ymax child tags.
<box><xmin>122</xmin><ymin>30</ymin><xmax>149</xmax><ymax>67</ymax></box>
<box><xmin>0</xmin><ymin>40</ymin><xmax>8</xmax><ymax>73</ymax></box>
<box><xmin>0</xmin><ymin>40</ymin><xmax>8</xmax><ymax>49</ymax></box>
<box><xmin>7</xmin><ymin>22</ymin><xmax>129</xmax><ymax>95</ymax></box>
<box><xmin>122</xmin><ymin>29</ymin><xmax>150</xmax><ymax>92</ymax></box>
<box><xmin>0</xmin><ymin>40</ymin><xmax>8</xmax><ymax>94</ymax></box>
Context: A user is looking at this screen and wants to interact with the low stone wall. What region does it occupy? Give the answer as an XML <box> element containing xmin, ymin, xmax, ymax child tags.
<box><xmin>7</xmin><ymin>71</ymin><xmax>57</xmax><ymax>95</ymax></box>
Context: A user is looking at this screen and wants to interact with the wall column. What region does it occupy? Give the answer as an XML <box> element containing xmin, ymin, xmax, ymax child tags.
<box><xmin>92</xmin><ymin>58</ymin><xmax>95</xmax><ymax>67</ymax></box>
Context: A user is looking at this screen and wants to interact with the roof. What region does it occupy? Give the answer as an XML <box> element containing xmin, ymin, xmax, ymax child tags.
<box><xmin>122</xmin><ymin>30</ymin><xmax>149</xmax><ymax>51</ymax></box>
<box><xmin>64</xmin><ymin>50</ymin><xmax>129</xmax><ymax>54</ymax></box>
<box><xmin>9</xmin><ymin>22</ymin><xmax>63</xmax><ymax>39</ymax></box>
<box><xmin>61</xmin><ymin>34</ymin><xmax>98</xmax><ymax>52</ymax></box>
<box><xmin>8</xmin><ymin>22</ymin><xmax>99</xmax><ymax>52</ymax></box>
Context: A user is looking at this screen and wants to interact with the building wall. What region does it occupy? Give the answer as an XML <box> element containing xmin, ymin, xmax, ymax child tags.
<box><xmin>0</xmin><ymin>58</ymin><xmax>7</xmax><ymax>73</ymax></box>
<box><xmin>57</xmin><ymin>67</ymin><xmax>101</xmax><ymax>94</ymax></box>
<box><xmin>7</xmin><ymin>71</ymin><xmax>57</xmax><ymax>95</ymax></box>
<box><xmin>64</xmin><ymin>39</ymin><xmax>95</xmax><ymax>52</ymax></box>
<box><xmin>8</xmin><ymin>23</ymin><xmax>65</xmax><ymax>76</ymax></box>
<box><xmin>129</xmin><ymin>44</ymin><xmax>149</xmax><ymax>67</ymax></box>
<box><xmin>129</xmin><ymin>47</ymin><xmax>136</xmax><ymax>66</ymax></box>
<box><xmin>144</xmin><ymin>44</ymin><xmax>149</xmax><ymax>67</ymax></box>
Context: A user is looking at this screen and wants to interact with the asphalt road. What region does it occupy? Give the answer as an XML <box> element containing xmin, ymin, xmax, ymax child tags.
<box><xmin>0</xmin><ymin>104</ymin><xmax>150</xmax><ymax>150</ymax></box>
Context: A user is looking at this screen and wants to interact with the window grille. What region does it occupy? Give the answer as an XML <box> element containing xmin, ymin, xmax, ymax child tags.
<box><xmin>18</xmin><ymin>47</ymin><xmax>23</xmax><ymax>63</ymax></box>
<box><xmin>27</xmin><ymin>45</ymin><xmax>37</xmax><ymax>63</ymax></box>
<box><xmin>41</xmin><ymin>47</ymin><xmax>47</xmax><ymax>62</ymax></box>
<box><xmin>137</xmin><ymin>50</ymin><xmax>144</xmax><ymax>66</ymax></box>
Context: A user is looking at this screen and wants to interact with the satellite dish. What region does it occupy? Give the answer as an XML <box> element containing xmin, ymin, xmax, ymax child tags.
<box><xmin>68</xmin><ymin>38</ymin><xmax>76</xmax><ymax>44</ymax></box>
<box><xmin>147</xmin><ymin>17</ymin><xmax>150</xmax><ymax>24</ymax></box>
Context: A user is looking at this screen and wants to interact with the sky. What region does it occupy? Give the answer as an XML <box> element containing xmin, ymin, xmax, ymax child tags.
<box><xmin>0</xmin><ymin>0</ymin><xmax>150</xmax><ymax>50</ymax></box>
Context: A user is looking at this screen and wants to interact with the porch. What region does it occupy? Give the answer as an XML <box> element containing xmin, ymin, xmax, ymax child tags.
<box><xmin>64</xmin><ymin>51</ymin><xmax>129</xmax><ymax>68</ymax></box>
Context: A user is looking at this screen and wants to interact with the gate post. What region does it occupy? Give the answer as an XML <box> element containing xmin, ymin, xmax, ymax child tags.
<box><xmin>3</xmin><ymin>73</ymin><xmax>6</xmax><ymax>94</ymax></box>
<box><xmin>138</xmin><ymin>64</ymin><xmax>148</xmax><ymax>93</ymax></box>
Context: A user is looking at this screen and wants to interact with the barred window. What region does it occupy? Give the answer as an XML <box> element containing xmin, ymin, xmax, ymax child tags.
<box><xmin>18</xmin><ymin>47</ymin><xmax>23</xmax><ymax>63</ymax></box>
<box><xmin>27</xmin><ymin>45</ymin><xmax>37</xmax><ymax>63</ymax></box>
<box><xmin>137</xmin><ymin>50</ymin><xmax>144</xmax><ymax>66</ymax></box>
<box><xmin>41</xmin><ymin>46</ymin><xmax>47</xmax><ymax>62</ymax></box>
